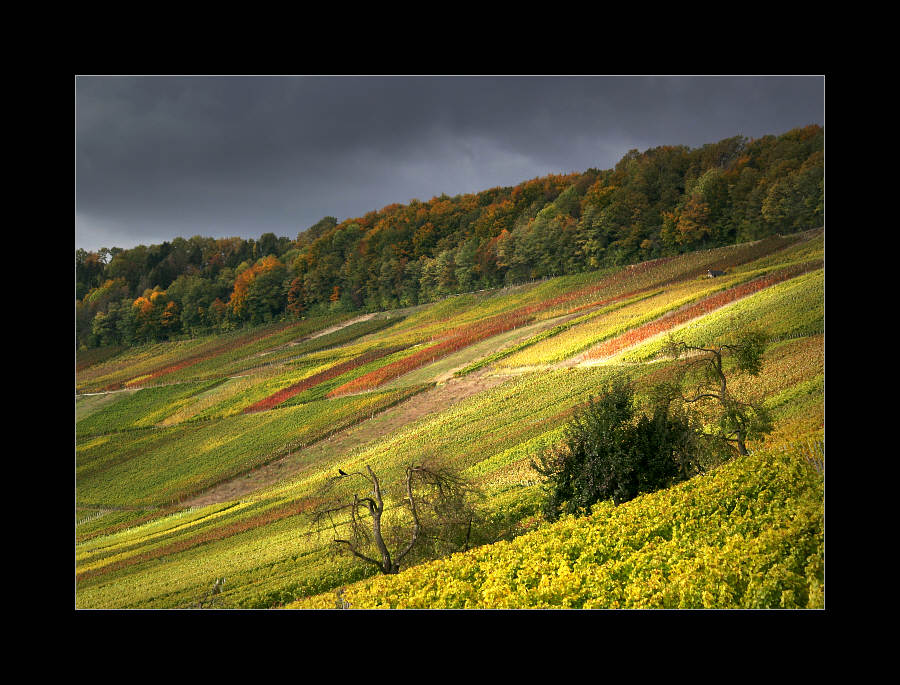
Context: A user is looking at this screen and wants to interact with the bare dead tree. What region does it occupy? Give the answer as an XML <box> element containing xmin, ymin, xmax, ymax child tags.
<box><xmin>662</xmin><ymin>330</ymin><xmax>773</xmax><ymax>458</ymax></box>
<box><xmin>309</xmin><ymin>463</ymin><xmax>481</xmax><ymax>575</ymax></box>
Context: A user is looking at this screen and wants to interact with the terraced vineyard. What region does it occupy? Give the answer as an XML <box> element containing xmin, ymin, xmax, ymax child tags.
<box><xmin>75</xmin><ymin>229</ymin><xmax>824</xmax><ymax>609</ymax></box>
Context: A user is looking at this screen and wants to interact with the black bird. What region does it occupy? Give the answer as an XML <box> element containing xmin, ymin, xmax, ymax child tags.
<box><xmin>339</xmin><ymin>469</ymin><xmax>348</xmax><ymax>476</ymax></box>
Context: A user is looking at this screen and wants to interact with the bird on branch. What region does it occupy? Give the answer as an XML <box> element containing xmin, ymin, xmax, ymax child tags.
<box><xmin>339</xmin><ymin>469</ymin><xmax>348</xmax><ymax>476</ymax></box>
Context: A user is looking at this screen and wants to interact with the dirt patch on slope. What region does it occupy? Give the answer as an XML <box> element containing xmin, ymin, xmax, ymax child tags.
<box><xmin>304</xmin><ymin>313</ymin><xmax>376</xmax><ymax>341</ymax></box>
<box><xmin>180</xmin><ymin>370</ymin><xmax>508</xmax><ymax>508</ymax></box>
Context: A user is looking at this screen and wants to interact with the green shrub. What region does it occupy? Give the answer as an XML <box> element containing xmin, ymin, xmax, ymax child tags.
<box><xmin>532</xmin><ymin>378</ymin><xmax>705</xmax><ymax>520</ymax></box>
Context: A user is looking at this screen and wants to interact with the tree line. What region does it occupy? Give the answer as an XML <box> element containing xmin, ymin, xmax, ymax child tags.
<box><xmin>76</xmin><ymin>125</ymin><xmax>823</xmax><ymax>350</ymax></box>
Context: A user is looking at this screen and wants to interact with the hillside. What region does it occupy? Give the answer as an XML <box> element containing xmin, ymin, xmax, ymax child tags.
<box><xmin>290</xmin><ymin>440</ymin><xmax>823</xmax><ymax>609</ymax></box>
<box><xmin>76</xmin><ymin>125</ymin><xmax>823</xmax><ymax>352</ymax></box>
<box><xmin>75</xmin><ymin>229</ymin><xmax>824</xmax><ymax>609</ymax></box>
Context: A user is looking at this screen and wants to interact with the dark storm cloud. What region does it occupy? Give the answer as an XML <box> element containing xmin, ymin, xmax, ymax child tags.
<box><xmin>75</xmin><ymin>75</ymin><xmax>824</xmax><ymax>251</ymax></box>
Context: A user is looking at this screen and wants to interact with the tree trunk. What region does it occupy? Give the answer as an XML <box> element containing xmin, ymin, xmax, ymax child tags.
<box><xmin>370</xmin><ymin>507</ymin><xmax>394</xmax><ymax>574</ymax></box>
<box><xmin>365</xmin><ymin>466</ymin><xmax>395</xmax><ymax>575</ymax></box>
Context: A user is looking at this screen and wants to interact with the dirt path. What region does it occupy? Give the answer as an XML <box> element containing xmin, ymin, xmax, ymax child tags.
<box><xmin>180</xmin><ymin>369</ymin><xmax>508</xmax><ymax>508</ymax></box>
<box><xmin>290</xmin><ymin>304</ymin><xmax>428</xmax><ymax>346</ymax></box>
<box><xmin>303</xmin><ymin>313</ymin><xmax>376</xmax><ymax>341</ymax></box>
<box><xmin>178</xmin><ymin>305</ymin><xmax>632</xmax><ymax>507</ymax></box>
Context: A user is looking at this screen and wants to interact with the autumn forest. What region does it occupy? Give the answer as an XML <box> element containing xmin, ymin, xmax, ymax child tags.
<box><xmin>75</xmin><ymin>125</ymin><xmax>823</xmax><ymax>351</ymax></box>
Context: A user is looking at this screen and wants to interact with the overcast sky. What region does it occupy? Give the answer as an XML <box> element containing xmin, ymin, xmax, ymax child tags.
<box><xmin>75</xmin><ymin>75</ymin><xmax>824</xmax><ymax>252</ymax></box>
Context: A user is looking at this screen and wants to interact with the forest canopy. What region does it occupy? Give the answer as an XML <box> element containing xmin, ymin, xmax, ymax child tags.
<box><xmin>76</xmin><ymin>125</ymin><xmax>824</xmax><ymax>350</ymax></box>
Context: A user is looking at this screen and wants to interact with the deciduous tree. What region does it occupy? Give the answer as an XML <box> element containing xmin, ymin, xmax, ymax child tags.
<box><xmin>309</xmin><ymin>463</ymin><xmax>482</xmax><ymax>575</ymax></box>
<box><xmin>662</xmin><ymin>330</ymin><xmax>773</xmax><ymax>457</ymax></box>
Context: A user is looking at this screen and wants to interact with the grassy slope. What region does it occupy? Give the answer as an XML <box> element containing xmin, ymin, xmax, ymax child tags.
<box><xmin>76</xmin><ymin>386</ymin><xmax>431</xmax><ymax>508</ymax></box>
<box><xmin>291</xmin><ymin>440</ymin><xmax>823</xmax><ymax>609</ymax></box>
<box><xmin>75</xmin><ymin>230</ymin><xmax>824</xmax><ymax>609</ymax></box>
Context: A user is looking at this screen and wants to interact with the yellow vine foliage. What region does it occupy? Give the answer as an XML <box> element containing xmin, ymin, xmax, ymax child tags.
<box><xmin>301</xmin><ymin>441</ymin><xmax>823</xmax><ymax>610</ymax></box>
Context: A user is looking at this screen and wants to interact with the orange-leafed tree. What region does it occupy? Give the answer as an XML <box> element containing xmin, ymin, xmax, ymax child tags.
<box><xmin>286</xmin><ymin>275</ymin><xmax>306</xmax><ymax>317</ymax></box>
<box><xmin>130</xmin><ymin>287</ymin><xmax>179</xmax><ymax>342</ymax></box>
<box><xmin>160</xmin><ymin>300</ymin><xmax>180</xmax><ymax>332</ymax></box>
<box><xmin>661</xmin><ymin>195</ymin><xmax>711</xmax><ymax>247</ymax></box>
<box><xmin>229</xmin><ymin>255</ymin><xmax>287</xmax><ymax>324</ymax></box>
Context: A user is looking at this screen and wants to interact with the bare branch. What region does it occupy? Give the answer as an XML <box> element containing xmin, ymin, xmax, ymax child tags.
<box><xmin>394</xmin><ymin>465</ymin><xmax>422</xmax><ymax>565</ymax></box>
<box><xmin>333</xmin><ymin>539</ymin><xmax>384</xmax><ymax>569</ymax></box>
<box><xmin>682</xmin><ymin>392</ymin><xmax>724</xmax><ymax>403</ymax></box>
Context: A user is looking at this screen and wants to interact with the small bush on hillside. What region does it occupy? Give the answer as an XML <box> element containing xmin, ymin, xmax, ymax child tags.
<box><xmin>532</xmin><ymin>378</ymin><xmax>710</xmax><ymax>521</ymax></box>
